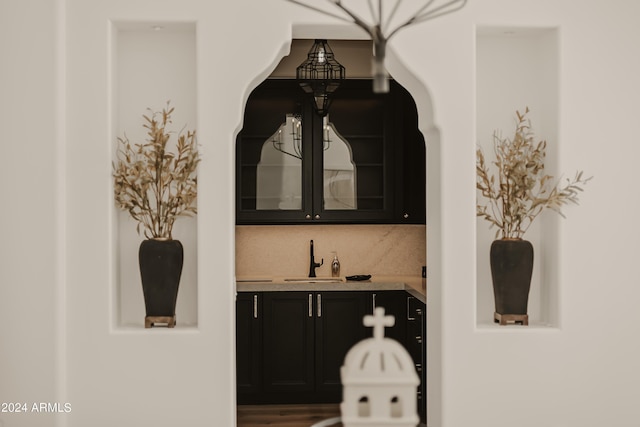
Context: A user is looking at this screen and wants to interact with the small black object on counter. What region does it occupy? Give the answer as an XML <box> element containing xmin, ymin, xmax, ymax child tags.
<box><xmin>345</xmin><ymin>274</ymin><xmax>371</xmax><ymax>281</ymax></box>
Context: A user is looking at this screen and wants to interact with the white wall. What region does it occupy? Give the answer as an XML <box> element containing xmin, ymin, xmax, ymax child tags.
<box><xmin>0</xmin><ymin>0</ymin><xmax>62</xmax><ymax>426</ymax></box>
<box><xmin>3</xmin><ymin>0</ymin><xmax>640</xmax><ymax>426</ymax></box>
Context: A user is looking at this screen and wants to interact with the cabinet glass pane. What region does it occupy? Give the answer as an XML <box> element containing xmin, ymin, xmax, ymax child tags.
<box><xmin>322</xmin><ymin>116</ymin><xmax>357</xmax><ymax>210</ymax></box>
<box><xmin>327</xmin><ymin>95</ymin><xmax>386</xmax><ymax>212</ymax></box>
<box><xmin>256</xmin><ymin>114</ymin><xmax>303</xmax><ymax>210</ymax></box>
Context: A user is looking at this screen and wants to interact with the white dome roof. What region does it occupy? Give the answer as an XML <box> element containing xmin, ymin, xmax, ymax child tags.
<box><xmin>341</xmin><ymin>307</ymin><xmax>419</xmax><ymax>385</ymax></box>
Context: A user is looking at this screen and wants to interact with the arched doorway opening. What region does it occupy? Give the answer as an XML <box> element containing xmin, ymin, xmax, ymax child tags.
<box><xmin>234</xmin><ymin>34</ymin><xmax>441</xmax><ymax>427</ymax></box>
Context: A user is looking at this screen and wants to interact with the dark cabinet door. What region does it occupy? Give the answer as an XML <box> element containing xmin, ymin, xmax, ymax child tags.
<box><xmin>314</xmin><ymin>291</ymin><xmax>370</xmax><ymax>399</ymax></box>
<box><xmin>406</xmin><ymin>294</ymin><xmax>426</xmax><ymax>423</ymax></box>
<box><xmin>236</xmin><ymin>293</ymin><xmax>262</xmax><ymax>400</ymax></box>
<box><xmin>262</xmin><ymin>292</ymin><xmax>315</xmax><ymax>394</ymax></box>
<box><xmin>394</xmin><ymin>84</ymin><xmax>426</xmax><ymax>224</ymax></box>
<box><xmin>236</xmin><ymin>81</ymin><xmax>313</xmax><ymax>224</ymax></box>
<box><xmin>313</xmin><ymin>81</ymin><xmax>394</xmax><ymax>223</ymax></box>
<box><xmin>372</xmin><ymin>290</ymin><xmax>408</xmax><ymax>344</ymax></box>
<box><xmin>373</xmin><ymin>290</ymin><xmax>426</xmax><ymax>424</ymax></box>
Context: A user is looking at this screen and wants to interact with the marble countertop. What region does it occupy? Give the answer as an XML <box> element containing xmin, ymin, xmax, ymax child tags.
<box><xmin>236</xmin><ymin>275</ymin><xmax>426</xmax><ymax>303</ymax></box>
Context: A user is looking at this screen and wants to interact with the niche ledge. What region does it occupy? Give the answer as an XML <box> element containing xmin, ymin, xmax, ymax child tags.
<box><xmin>111</xmin><ymin>324</ymin><xmax>200</xmax><ymax>335</ymax></box>
<box><xmin>475</xmin><ymin>321</ymin><xmax>560</xmax><ymax>332</ymax></box>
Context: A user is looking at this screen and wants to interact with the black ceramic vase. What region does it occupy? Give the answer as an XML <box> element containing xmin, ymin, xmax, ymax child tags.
<box><xmin>139</xmin><ymin>239</ymin><xmax>184</xmax><ymax>322</ymax></box>
<box><xmin>490</xmin><ymin>239</ymin><xmax>534</xmax><ymax>320</ymax></box>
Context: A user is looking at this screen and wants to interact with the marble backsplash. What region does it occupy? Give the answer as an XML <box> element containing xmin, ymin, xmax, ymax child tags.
<box><xmin>235</xmin><ymin>224</ymin><xmax>426</xmax><ymax>278</ymax></box>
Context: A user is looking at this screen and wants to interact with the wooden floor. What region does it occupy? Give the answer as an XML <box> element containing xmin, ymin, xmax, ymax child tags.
<box><xmin>237</xmin><ymin>404</ymin><xmax>342</xmax><ymax>427</ymax></box>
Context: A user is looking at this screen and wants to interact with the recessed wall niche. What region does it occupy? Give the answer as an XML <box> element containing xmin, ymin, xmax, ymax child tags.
<box><xmin>476</xmin><ymin>27</ymin><xmax>559</xmax><ymax>328</ymax></box>
<box><xmin>112</xmin><ymin>22</ymin><xmax>198</xmax><ymax>328</ymax></box>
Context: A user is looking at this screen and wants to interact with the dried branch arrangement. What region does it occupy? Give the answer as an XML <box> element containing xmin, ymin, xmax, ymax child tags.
<box><xmin>476</xmin><ymin>108</ymin><xmax>591</xmax><ymax>239</ymax></box>
<box><xmin>113</xmin><ymin>103</ymin><xmax>200</xmax><ymax>240</ymax></box>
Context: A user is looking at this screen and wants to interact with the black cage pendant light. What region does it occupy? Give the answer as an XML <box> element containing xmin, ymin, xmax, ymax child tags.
<box><xmin>296</xmin><ymin>39</ymin><xmax>345</xmax><ymax>117</ymax></box>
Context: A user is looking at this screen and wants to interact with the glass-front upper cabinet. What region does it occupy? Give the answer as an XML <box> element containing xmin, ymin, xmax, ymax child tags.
<box><xmin>236</xmin><ymin>79</ymin><xmax>425</xmax><ymax>225</ymax></box>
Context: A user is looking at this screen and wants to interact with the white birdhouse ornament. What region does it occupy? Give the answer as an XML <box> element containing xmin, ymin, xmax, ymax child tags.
<box><xmin>340</xmin><ymin>307</ymin><xmax>420</xmax><ymax>427</ymax></box>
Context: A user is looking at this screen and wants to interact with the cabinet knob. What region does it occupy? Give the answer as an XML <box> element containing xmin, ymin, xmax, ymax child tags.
<box><xmin>314</xmin><ymin>214</ymin><xmax>321</xmax><ymax>220</ymax></box>
<box><xmin>403</xmin><ymin>213</ymin><xmax>409</xmax><ymax>219</ymax></box>
<box><xmin>415</xmin><ymin>335</ymin><xmax>423</xmax><ymax>344</ymax></box>
<box><xmin>305</xmin><ymin>214</ymin><xmax>311</xmax><ymax>219</ymax></box>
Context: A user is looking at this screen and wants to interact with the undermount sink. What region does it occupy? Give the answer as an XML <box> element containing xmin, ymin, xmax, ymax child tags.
<box><xmin>284</xmin><ymin>278</ymin><xmax>343</xmax><ymax>283</ymax></box>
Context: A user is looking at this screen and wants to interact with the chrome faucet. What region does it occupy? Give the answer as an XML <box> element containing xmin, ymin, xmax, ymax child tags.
<box><xmin>308</xmin><ymin>240</ymin><xmax>323</xmax><ymax>278</ymax></box>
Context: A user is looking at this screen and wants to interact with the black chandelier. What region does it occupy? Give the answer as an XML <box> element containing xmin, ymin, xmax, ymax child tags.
<box><xmin>296</xmin><ymin>39</ymin><xmax>345</xmax><ymax>117</ymax></box>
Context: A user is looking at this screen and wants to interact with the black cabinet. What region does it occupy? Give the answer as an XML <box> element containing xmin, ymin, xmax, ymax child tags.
<box><xmin>372</xmin><ymin>290</ymin><xmax>407</xmax><ymax>343</ymax></box>
<box><xmin>262</xmin><ymin>292</ymin><xmax>315</xmax><ymax>395</ymax></box>
<box><xmin>237</xmin><ymin>291</ymin><xmax>370</xmax><ymax>404</ymax></box>
<box><xmin>236</xmin><ymin>293</ymin><xmax>262</xmax><ymax>396</ymax></box>
<box><xmin>236</xmin><ymin>79</ymin><xmax>425</xmax><ymax>225</ymax></box>
<box><xmin>407</xmin><ymin>294</ymin><xmax>427</xmax><ymax>423</ymax></box>
<box><xmin>236</xmin><ymin>289</ymin><xmax>425</xmax><ymax>412</ymax></box>
<box><xmin>373</xmin><ymin>290</ymin><xmax>426</xmax><ymax>423</ymax></box>
<box><xmin>314</xmin><ymin>292</ymin><xmax>370</xmax><ymax>396</ymax></box>
<box><xmin>249</xmin><ymin>291</ymin><xmax>370</xmax><ymax>404</ymax></box>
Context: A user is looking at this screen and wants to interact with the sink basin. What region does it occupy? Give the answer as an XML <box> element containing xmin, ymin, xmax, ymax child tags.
<box><xmin>284</xmin><ymin>278</ymin><xmax>343</xmax><ymax>283</ymax></box>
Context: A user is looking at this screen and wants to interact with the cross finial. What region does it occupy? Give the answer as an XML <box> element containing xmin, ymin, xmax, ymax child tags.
<box><xmin>364</xmin><ymin>307</ymin><xmax>395</xmax><ymax>340</ymax></box>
